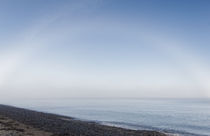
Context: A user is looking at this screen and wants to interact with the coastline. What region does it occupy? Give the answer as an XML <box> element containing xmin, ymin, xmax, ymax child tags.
<box><xmin>0</xmin><ymin>104</ymin><xmax>167</xmax><ymax>136</ymax></box>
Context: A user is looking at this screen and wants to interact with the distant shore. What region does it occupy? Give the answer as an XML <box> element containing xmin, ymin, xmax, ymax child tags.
<box><xmin>0</xmin><ymin>104</ymin><xmax>167</xmax><ymax>136</ymax></box>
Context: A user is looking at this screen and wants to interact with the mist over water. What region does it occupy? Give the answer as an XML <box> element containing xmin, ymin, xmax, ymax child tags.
<box><xmin>2</xmin><ymin>98</ymin><xmax>210</xmax><ymax>136</ymax></box>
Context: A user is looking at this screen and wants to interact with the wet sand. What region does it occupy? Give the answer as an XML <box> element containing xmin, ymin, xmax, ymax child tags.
<box><xmin>0</xmin><ymin>104</ymin><xmax>167</xmax><ymax>136</ymax></box>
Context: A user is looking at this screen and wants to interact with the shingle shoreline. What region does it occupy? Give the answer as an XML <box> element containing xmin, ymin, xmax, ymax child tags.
<box><xmin>0</xmin><ymin>104</ymin><xmax>167</xmax><ymax>136</ymax></box>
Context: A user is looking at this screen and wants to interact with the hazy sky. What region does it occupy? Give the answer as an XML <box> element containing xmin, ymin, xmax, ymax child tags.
<box><xmin>0</xmin><ymin>0</ymin><xmax>210</xmax><ymax>99</ymax></box>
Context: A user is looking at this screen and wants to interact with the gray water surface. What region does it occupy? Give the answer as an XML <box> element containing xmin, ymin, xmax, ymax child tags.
<box><xmin>2</xmin><ymin>98</ymin><xmax>210</xmax><ymax>136</ymax></box>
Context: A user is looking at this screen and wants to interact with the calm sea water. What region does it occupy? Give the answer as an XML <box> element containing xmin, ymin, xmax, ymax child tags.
<box><xmin>2</xmin><ymin>98</ymin><xmax>210</xmax><ymax>136</ymax></box>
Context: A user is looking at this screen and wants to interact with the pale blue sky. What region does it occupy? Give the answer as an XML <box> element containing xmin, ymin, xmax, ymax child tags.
<box><xmin>0</xmin><ymin>0</ymin><xmax>210</xmax><ymax>99</ymax></box>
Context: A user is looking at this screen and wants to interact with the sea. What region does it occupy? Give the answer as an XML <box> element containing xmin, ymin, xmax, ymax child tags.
<box><xmin>2</xmin><ymin>98</ymin><xmax>210</xmax><ymax>136</ymax></box>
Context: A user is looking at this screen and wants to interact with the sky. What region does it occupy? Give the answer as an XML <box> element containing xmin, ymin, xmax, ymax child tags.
<box><xmin>0</xmin><ymin>0</ymin><xmax>210</xmax><ymax>99</ymax></box>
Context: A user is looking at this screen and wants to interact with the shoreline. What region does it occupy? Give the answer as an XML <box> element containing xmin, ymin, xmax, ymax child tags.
<box><xmin>0</xmin><ymin>104</ymin><xmax>167</xmax><ymax>136</ymax></box>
